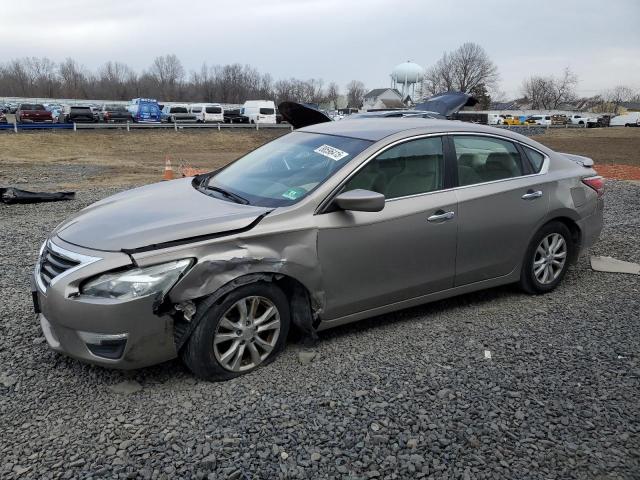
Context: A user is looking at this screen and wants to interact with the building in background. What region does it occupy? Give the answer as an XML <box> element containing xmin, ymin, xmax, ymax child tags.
<box><xmin>362</xmin><ymin>88</ymin><xmax>405</xmax><ymax>110</ymax></box>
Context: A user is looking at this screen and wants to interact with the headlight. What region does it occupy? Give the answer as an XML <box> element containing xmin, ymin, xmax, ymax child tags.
<box><xmin>82</xmin><ymin>259</ymin><xmax>192</xmax><ymax>300</ymax></box>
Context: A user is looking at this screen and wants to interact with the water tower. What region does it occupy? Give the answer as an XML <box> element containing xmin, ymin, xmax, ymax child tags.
<box><xmin>391</xmin><ymin>61</ymin><xmax>425</xmax><ymax>101</ymax></box>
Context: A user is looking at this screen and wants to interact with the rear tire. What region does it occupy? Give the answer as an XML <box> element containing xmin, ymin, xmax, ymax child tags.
<box><xmin>519</xmin><ymin>221</ymin><xmax>574</xmax><ymax>294</ymax></box>
<box><xmin>181</xmin><ymin>282</ymin><xmax>290</xmax><ymax>381</ymax></box>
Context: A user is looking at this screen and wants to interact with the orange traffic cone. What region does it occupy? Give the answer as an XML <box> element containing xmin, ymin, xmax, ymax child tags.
<box><xmin>163</xmin><ymin>157</ymin><xmax>174</xmax><ymax>181</ymax></box>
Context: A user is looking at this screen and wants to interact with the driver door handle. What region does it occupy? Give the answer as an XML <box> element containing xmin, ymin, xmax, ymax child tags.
<box><xmin>522</xmin><ymin>190</ymin><xmax>543</xmax><ymax>200</ymax></box>
<box><xmin>427</xmin><ymin>210</ymin><xmax>455</xmax><ymax>222</ymax></box>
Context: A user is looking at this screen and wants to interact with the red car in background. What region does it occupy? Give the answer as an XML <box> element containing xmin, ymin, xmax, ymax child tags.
<box><xmin>15</xmin><ymin>104</ymin><xmax>53</xmax><ymax>123</ymax></box>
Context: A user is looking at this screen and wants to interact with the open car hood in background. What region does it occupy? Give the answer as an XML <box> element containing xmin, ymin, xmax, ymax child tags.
<box><xmin>414</xmin><ymin>92</ymin><xmax>478</xmax><ymax>116</ymax></box>
<box><xmin>278</xmin><ymin>102</ymin><xmax>332</xmax><ymax>129</ymax></box>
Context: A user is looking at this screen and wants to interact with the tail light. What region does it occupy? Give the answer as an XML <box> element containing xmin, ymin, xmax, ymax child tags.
<box><xmin>582</xmin><ymin>176</ymin><xmax>604</xmax><ymax>198</ymax></box>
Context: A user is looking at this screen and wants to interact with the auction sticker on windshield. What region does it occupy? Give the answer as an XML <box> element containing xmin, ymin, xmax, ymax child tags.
<box><xmin>314</xmin><ymin>144</ymin><xmax>349</xmax><ymax>161</ymax></box>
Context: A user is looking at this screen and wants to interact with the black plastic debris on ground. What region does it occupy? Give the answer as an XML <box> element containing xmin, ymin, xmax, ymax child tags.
<box><xmin>0</xmin><ymin>187</ymin><xmax>75</xmax><ymax>204</ymax></box>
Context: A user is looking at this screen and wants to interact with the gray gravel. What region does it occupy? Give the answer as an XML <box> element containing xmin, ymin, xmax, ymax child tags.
<box><xmin>0</xmin><ymin>180</ymin><xmax>639</xmax><ymax>479</ymax></box>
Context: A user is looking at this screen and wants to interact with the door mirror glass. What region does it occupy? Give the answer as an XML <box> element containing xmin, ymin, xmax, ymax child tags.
<box><xmin>334</xmin><ymin>189</ymin><xmax>385</xmax><ymax>212</ymax></box>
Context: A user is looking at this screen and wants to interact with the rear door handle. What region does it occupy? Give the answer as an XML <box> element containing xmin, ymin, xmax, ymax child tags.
<box><xmin>427</xmin><ymin>210</ymin><xmax>455</xmax><ymax>222</ymax></box>
<box><xmin>522</xmin><ymin>190</ymin><xmax>543</xmax><ymax>200</ymax></box>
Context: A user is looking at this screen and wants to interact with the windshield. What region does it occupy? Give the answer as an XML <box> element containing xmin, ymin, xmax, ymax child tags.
<box><xmin>206</xmin><ymin>132</ymin><xmax>372</xmax><ymax>207</ymax></box>
<box><xmin>259</xmin><ymin>108</ymin><xmax>275</xmax><ymax>115</ymax></box>
<box><xmin>206</xmin><ymin>106</ymin><xmax>222</xmax><ymax>113</ymax></box>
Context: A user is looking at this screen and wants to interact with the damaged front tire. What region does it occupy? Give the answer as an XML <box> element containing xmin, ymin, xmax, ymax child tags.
<box><xmin>181</xmin><ymin>283</ymin><xmax>290</xmax><ymax>381</ymax></box>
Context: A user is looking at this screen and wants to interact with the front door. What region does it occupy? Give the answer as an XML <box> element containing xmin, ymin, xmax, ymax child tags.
<box><xmin>315</xmin><ymin>136</ymin><xmax>458</xmax><ymax>320</ymax></box>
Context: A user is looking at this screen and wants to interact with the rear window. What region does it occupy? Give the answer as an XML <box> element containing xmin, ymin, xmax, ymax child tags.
<box><xmin>105</xmin><ymin>105</ymin><xmax>126</xmax><ymax>111</ymax></box>
<box><xmin>524</xmin><ymin>146</ymin><xmax>545</xmax><ymax>172</ymax></box>
<box><xmin>191</xmin><ymin>107</ymin><xmax>202</xmax><ymax>113</ymax></box>
<box><xmin>259</xmin><ymin>108</ymin><xmax>275</xmax><ymax>115</ymax></box>
<box><xmin>71</xmin><ymin>107</ymin><xmax>91</xmax><ymax>112</ymax></box>
<box><xmin>22</xmin><ymin>104</ymin><xmax>45</xmax><ymax>111</ymax></box>
<box><xmin>170</xmin><ymin>107</ymin><xmax>187</xmax><ymax>113</ymax></box>
<box><xmin>206</xmin><ymin>106</ymin><xmax>222</xmax><ymax>114</ymax></box>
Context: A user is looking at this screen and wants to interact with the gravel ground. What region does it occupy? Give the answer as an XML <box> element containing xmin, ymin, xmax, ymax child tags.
<box><xmin>0</xmin><ymin>180</ymin><xmax>638</xmax><ymax>480</ymax></box>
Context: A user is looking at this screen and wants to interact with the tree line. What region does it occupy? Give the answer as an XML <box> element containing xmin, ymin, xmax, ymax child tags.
<box><xmin>0</xmin><ymin>54</ymin><xmax>362</xmax><ymax>108</ymax></box>
<box><xmin>1</xmin><ymin>45</ymin><xmax>637</xmax><ymax>112</ymax></box>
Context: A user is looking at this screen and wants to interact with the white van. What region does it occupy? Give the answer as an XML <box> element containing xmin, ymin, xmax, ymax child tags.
<box><xmin>528</xmin><ymin>115</ymin><xmax>552</xmax><ymax>126</ymax></box>
<box><xmin>190</xmin><ymin>104</ymin><xmax>224</xmax><ymax>123</ymax></box>
<box><xmin>487</xmin><ymin>113</ymin><xmax>503</xmax><ymax>125</ymax></box>
<box><xmin>241</xmin><ymin>100</ymin><xmax>276</xmax><ymax>124</ymax></box>
<box><xmin>609</xmin><ymin>112</ymin><xmax>640</xmax><ymax>127</ymax></box>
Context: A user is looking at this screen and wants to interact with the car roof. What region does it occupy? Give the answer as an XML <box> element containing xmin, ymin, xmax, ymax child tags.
<box><xmin>298</xmin><ymin>118</ymin><xmax>531</xmax><ymax>142</ymax></box>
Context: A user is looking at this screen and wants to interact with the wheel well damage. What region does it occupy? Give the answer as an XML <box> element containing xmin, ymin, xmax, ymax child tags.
<box><xmin>171</xmin><ymin>272</ymin><xmax>320</xmax><ymax>352</ymax></box>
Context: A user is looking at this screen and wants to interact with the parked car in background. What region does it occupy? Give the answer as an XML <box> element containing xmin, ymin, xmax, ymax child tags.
<box><xmin>241</xmin><ymin>100</ymin><xmax>277</xmax><ymax>124</ymax></box>
<box><xmin>568</xmin><ymin>114</ymin><xmax>597</xmax><ymax>127</ymax></box>
<box><xmin>8</xmin><ymin>103</ymin><xmax>19</xmax><ymax>114</ymax></box>
<box><xmin>0</xmin><ymin>111</ymin><xmax>7</xmax><ymax>123</ymax></box>
<box><xmin>128</xmin><ymin>98</ymin><xmax>162</xmax><ymax>123</ymax></box>
<box><xmin>525</xmin><ymin>115</ymin><xmax>552</xmax><ymax>126</ymax></box>
<box><xmin>224</xmin><ymin>108</ymin><xmax>248</xmax><ymax>124</ymax></box>
<box><xmin>99</xmin><ymin>104</ymin><xmax>133</xmax><ymax>123</ymax></box>
<box><xmin>190</xmin><ymin>104</ymin><xmax>224</xmax><ymax>123</ymax></box>
<box><xmin>487</xmin><ymin>113</ymin><xmax>503</xmax><ymax>125</ymax></box>
<box><xmin>501</xmin><ymin>115</ymin><xmax>521</xmax><ymax>126</ymax></box>
<box><xmin>609</xmin><ymin>112</ymin><xmax>640</xmax><ymax>127</ymax></box>
<box><xmin>33</xmin><ymin>116</ymin><xmax>604</xmax><ymax>380</ymax></box>
<box><xmin>15</xmin><ymin>104</ymin><xmax>53</xmax><ymax>123</ymax></box>
<box><xmin>551</xmin><ymin>114</ymin><xmax>568</xmax><ymax>125</ymax></box>
<box><xmin>162</xmin><ymin>104</ymin><xmax>197</xmax><ymax>123</ymax></box>
<box><xmin>58</xmin><ymin>105</ymin><xmax>96</xmax><ymax>123</ymax></box>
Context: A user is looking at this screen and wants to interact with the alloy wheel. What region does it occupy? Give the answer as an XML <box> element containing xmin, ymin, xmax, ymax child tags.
<box><xmin>213</xmin><ymin>296</ymin><xmax>281</xmax><ymax>372</ymax></box>
<box><xmin>533</xmin><ymin>233</ymin><xmax>567</xmax><ymax>284</ymax></box>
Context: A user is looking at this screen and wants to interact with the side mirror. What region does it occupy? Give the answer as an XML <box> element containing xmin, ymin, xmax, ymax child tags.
<box><xmin>333</xmin><ymin>189</ymin><xmax>385</xmax><ymax>212</ymax></box>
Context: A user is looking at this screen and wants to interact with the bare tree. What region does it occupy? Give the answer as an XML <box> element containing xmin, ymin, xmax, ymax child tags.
<box><xmin>148</xmin><ymin>54</ymin><xmax>185</xmax><ymax>101</ymax></box>
<box><xmin>521</xmin><ymin>68</ymin><xmax>578</xmax><ymax>109</ymax></box>
<box><xmin>58</xmin><ymin>58</ymin><xmax>89</xmax><ymax>98</ymax></box>
<box><xmin>346</xmin><ymin>80</ymin><xmax>366</xmax><ymax>108</ymax></box>
<box><xmin>594</xmin><ymin>85</ymin><xmax>636</xmax><ymax>114</ymax></box>
<box><xmin>326</xmin><ymin>82</ymin><xmax>340</xmax><ymax>109</ymax></box>
<box><xmin>422</xmin><ymin>43</ymin><xmax>498</xmax><ymax>97</ymax></box>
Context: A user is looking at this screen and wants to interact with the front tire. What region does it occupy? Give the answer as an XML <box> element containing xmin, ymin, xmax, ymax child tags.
<box><xmin>519</xmin><ymin>221</ymin><xmax>573</xmax><ymax>294</ymax></box>
<box><xmin>182</xmin><ymin>282</ymin><xmax>290</xmax><ymax>381</ymax></box>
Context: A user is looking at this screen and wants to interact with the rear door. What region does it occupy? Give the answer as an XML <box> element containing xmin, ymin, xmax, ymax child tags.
<box><xmin>316</xmin><ymin>135</ymin><xmax>458</xmax><ymax>319</ymax></box>
<box><xmin>451</xmin><ymin>134</ymin><xmax>549</xmax><ymax>286</ymax></box>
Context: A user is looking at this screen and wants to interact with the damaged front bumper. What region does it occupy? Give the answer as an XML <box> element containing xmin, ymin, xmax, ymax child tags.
<box><xmin>33</xmin><ymin>238</ymin><xmax>177</xmax><ymax>369</ymax></box>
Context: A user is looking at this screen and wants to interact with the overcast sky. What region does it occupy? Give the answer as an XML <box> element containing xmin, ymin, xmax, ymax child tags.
<box><xmin>2</xmin><ymin>0</ymin><xmax>638</xmax><ymax>98</ymax></box>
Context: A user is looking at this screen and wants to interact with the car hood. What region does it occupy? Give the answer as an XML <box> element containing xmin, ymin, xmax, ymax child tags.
<box><xmin>55</xmin><ymin>178</ymin><xmax>270</xmax><ymax>252</ymax></box>
<box><xmin>414</xmin><ymin>91</ymin><xmax>478</xmax><ymax>116</ymax></box>
<box><xmin>278</xmin><ymin>101</ymin><xmax>332</xmax><ymax>129</ymax></box>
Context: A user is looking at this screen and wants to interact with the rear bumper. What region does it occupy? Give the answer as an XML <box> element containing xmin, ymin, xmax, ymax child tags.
<box><xmin>576</xmin><ymin>197</ymin><xmax>604</xmax><ymax>256</ymax></box>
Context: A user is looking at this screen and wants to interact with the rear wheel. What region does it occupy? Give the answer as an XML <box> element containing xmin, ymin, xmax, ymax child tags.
<box><xmin>519</xmin><ymin>221</ymin><xmax>573</xmax><ymax>294</ymax></box>
<box><xmin>182</xmin><ymin>282</ymin><xmax>290</xmax><ymax>381</ymax></box>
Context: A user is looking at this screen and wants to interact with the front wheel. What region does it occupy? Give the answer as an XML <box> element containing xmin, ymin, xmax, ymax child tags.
<box><xmin>182</xmin><ymin>282</ymin><xmax>290</xmax><ymax>381</ymax></box>
<box><xmin>519</xmin><ymin>221</ymin><xmax>573</xmax><ymax>294</ymax></box>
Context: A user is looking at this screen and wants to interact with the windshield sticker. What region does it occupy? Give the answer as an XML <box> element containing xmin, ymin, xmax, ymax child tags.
<box><xmin>282</xmin><ymin>188</ymin><xmax>305</xmax><ymax>200</ymax></box>
<box><xmin>314</xmin><ymin>144</ymin><xmax>349</xmax><ymax>161</ymax></box>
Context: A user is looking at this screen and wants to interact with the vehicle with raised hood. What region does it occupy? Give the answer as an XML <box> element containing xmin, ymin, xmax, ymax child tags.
<box><xmin>33</xmin><ymin>110</ymin><xmax>604</xmax><ymax>381</ymax></box>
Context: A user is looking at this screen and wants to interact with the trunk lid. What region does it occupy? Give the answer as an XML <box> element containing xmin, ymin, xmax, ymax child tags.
<box><xmin>414</xmin><ymin>92</ymin><xmax>478</xmax><ymax>116</ymax></box>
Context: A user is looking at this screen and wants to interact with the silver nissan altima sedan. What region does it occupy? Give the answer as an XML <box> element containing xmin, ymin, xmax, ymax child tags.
<box><xmin>32</xmin><ymin>118</ymin><xmax>604</xmax><ymax>380</ymax></box>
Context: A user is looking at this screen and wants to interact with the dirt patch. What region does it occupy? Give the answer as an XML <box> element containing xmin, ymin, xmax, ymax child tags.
<box><xmin>1</xmin><ymin>126</ymin><xmax>639</xmax><ymax>189</ymax></box>
<box><xmin>0</xmin><ymin>129</ymin><xmax>285</xmax><ymax>190</ymax></box>
<box><xmin>532</xmin><ymin>127</ymin><xmax>640</xmax><ymax>168</ymax></box>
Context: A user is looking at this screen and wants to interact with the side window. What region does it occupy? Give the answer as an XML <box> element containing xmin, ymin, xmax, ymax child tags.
<box><xmin>343</xmin><ymin>137</ymin><xmax>444</xmax><ymax>199</ymax></box>
<box><xmin>453</xmin><ymin>136</ymin><xmax>523</xmax><ymax>186</ymax></box>
<box><xmin>524</xmin><ymin>146</ymin><xmax>545</xmax><ymax>172</ymax></box>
